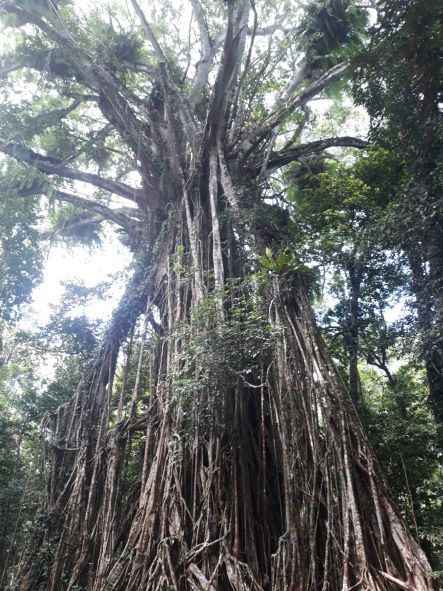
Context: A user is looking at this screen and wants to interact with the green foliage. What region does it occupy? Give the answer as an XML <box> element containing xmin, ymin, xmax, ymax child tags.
<box><xmin>169</xmin><ymin>279</ymin><xmax>278</xmax><ymax>438</ymax></box>
<box><xmin>353</xmin><ymin>0</ymin><xmax>443</xmax><ymax>237</ymax></box>
<box><xmin>0</xmin><ymin>166</ymin><xmax>43</xmax><ymax>321</ymax></box>
<box><xmin>257</xmin><ymin>247</ymin><xmax>320</xmax><ymax>294</ymax></box>
<box><xmin>38</xmin><ymin>126</ymin><xmax>77</xmax><ymax>161</ymax></box>
<box><xmin>169</xmin><ymin>244</ymin><xmax>191</xmax><ymax>279</ymax></box>
<box><xmin>36</xmin><ymin>281</ymin><xmax>103</xmax><ymax>359</ymax></box>
<box><xmin>362</xmin><ymin>365</ymin><xmax>443</xmax><ymax>567</ymax></box>
<box><xmin>354</xmin><ymin>0</ymin><xmax>442</xmax><ymax>149</ymax></box>
<box><xmin>0</xmin><ymin>287</ymin><xmax>103</xmax><ymax>578</ymax></box>
<box><xmin>299</xmin><ymin>0</ymin><xmax>368</xmax><ymax>70</ymax></box>
<box><xmin>80</xmin><ymin>13</ymin><xmax>147</xmax><ymax>75</ymax></box>
<box><xmin>353</xmin><ymin>0</ymin><xmax>443</xmax><ymax>433</ymax></box>
<box><xmin>0</xmin><ymin>329</ymin><xmax>44</xmax><ymax>579</ymax></box>
<box><xmin>288</xmin><ymin>152</ymin><xmax>405</xmax><ymax>346</ymax></box>
<box><xmin>258</xmin><ymin>247</ymin><xmax>298</xmax><ymax>274</ymax></box>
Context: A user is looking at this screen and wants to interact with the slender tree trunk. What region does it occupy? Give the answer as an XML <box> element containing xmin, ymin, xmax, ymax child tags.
<box><xmin>425</xmin><ymin>222</ymin><xmax>443</xmax><ymax>423</ymax></box>
<box><xmin>417</xmin><ymin>84</ymin><xmax>443</xmax><ymax>423</ymax></box>
<box><xmin>407</xmin><ymin>248</ymin><xmax>443</xmax><ymax>424</ymax></box>
<box><xmin>345</xmin><ymin>261</ymin><xmax>362</xmax><ymax>405</ymax></box>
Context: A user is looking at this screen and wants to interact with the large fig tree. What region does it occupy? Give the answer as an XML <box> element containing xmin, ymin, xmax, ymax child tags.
<box><xmin>0</xmin><ymin>0</ymin><xmax>434</xmax><ymax>589</ymax></box>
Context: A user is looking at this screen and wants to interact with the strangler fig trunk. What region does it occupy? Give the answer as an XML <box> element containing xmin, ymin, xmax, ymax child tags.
<box><xmin>1</xmin><ymin>1</ymin><xmax>434</xmax><ymax>589</ymax></box>
<box><xmin>13</xmin><ymin>147</ymin><xmax>434</xmax><ymax>590</ymax></box>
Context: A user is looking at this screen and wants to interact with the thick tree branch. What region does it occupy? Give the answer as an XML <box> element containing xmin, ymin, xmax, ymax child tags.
<box><xmin>129</xmin><ymin>0</ymin><xmax>169</xmax><ymax>69</ymax></box>
<box><xmin>248</xmin><ymin>24</ymin><xmax>290</xmax><ymax>35</ymax></box>
<box><xmin>279</xmin><ymin>61</ymin><xmax>309</xmax><ymax>102</ymax></box>
<box><xmin>229</xmin><ymin>0</ymin><xmax>258</xmax><ymax>129</ymax></box>
<box><xmin>14</xmin><ymin>184</ymin><xmax>135</xmax><ymax>232</ymax></box>
<box><xmin>40</xmin><ymin>213</ymin><xmax>106</xmax><ymax>241</ymax></box>
<box><xmin>50</xmin><ymin>190</ymin><xmax>135</xmax><ymax>231</ymax></box>
<box><xmin>128</xmin><ymin>0</ymin><xmax>198</xmax><ymax>158</ymax></box>
<box><xmin>207</xmin><ymin>0</ymin><xmax>249</xmax><ymax>138</ymax></box>
<box><xmin>4</xmin><ymin>100</ymin><xmax>81</xmax><ymax>143</ymax></box>
<box><xmin>189</xmin><ymin>0</ymin><xmax>211</xmax><ymax>56</ymax></box>
<box><xmin>188</xmin><ymin>0</ymin><xmax>216</xmax><ymax>108</ymax></box>
<box><xmin>0</xmin><ymin>2</ymin><xmax>63</xmax><ymax>40</ymax></box>
<box><xmin>0</xmin><ymin>3</ymin><xmax>158</xmax><ymax>169</ymax></box>
<box><xmin>0</xmin><ymin>50</ymin><xmax>155</xmax><ymax>83</ymax></box>
<box><xmin>0</xmin><ymin>142</ymin><xmax>143</xmax><ymax>204</ymax></box>
<box><xmin>261</xmin><ymin>136</ymin><xmax>370</xmax><ymax>174</ymax></box>
<box><xmin>234</xmin><ymin>62</ymin><xmax>349</xmax><ymax>160</ymax></box>
<box><xmin>188</xmin><ymin>4</ymin><xmax>272</xmax><ymax>111</ymax></box>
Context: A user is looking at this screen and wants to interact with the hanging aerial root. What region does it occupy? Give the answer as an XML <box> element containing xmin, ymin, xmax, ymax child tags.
<box><xmin>267</xmin><ymin>275</ymin><xmax>434</xmax><ymax>591</ymax></box>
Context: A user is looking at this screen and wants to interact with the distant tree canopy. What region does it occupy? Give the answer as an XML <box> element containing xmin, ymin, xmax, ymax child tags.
<box><xmin>354</xmin><ymin>0</ymin><xmax>443</xmax><ymax>423</ymax></box>
<box><xmin>0</xmin><ymin>168</ymin><xmax>42</xmax><ymax>320</ymax></box>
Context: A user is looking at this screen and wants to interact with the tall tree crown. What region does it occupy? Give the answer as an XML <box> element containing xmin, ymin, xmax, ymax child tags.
<box><xmin>0</xmin><ymin>0</ymin><xmax>367</xmax><ymax>257</ymax></box>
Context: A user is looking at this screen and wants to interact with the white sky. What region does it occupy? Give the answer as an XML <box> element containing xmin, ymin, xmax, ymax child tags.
<box><xmin>25</xmin><ymin>231</ymin><xmax>131</xmax><ymax>328</ymax></box>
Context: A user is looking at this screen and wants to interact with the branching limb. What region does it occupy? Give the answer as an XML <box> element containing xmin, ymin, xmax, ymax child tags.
<box><xmin>260</xmin><ymin>136</ymin><xmax>369</xmax><ymax>174</ymax></box>
<box><xmin>13</xmin><ymin>183</ymin><xmax>135</xmax><ymax>232</ymax></box>
<box><xmin>129</xmin><ymin>0</ymin><xmax>198</xmax><ymax>155</ymax></box>
<box><xmin>188</xmin><ymin>0</ymin><xmax>215</xmax><ymax>109</ymax></box>
<box><xmin>279</xmin><ymin>60</ymin><xmax>309</xmax><ymax>102</ymax></box>
<box><xmin>0</xmin><ymin>2</ymin><xmax>65</xmax><ymax>41</ymax></box>
<box><xmin>0</xmin><ymin>2</ymin><xmax>158</xmax><ymax>165</ymax></box>
<box><xmin>228</xmin><ymin>0</ymin><xmax>258</xmax><ymax>138</ymax></box>
<box><xmin>248</xmin><ymin>23</ymin><xmax>290</xmax><ymax>35</ymax></box>
<box><xmin>234</xmin><ymin>62</ymin><xmax>349</xmax><ymax>160</ymax></box>
<box><xmin>40</xmin><ymin>213</ymin><xmax>105</xmax><ymax>241</ymax></box>
<box><xmin>207</xmin><ymin>0</ymin><xmax>249</xmax><ymax>138</ymax></box>
<box><xmin>189</xmin><ymin>0</ymin><xmax>211</xmax><ymax>58</ymax></box>
<box><xmin>0</xmin><ymin>142</ymin><xmax>143</xmax><ymax>203</ymax></box>
<box><xmin>2</xmin><ymin>99</ymin><xmax>81</xmax><ymax>144</ymax></box>
<box><xmin>129</xmin><ymin>0</ymin><xmax>169</xmax><ymax>68</ymax></box>
<box><xmin>51</xmin><ymin>190</ymin><xmax>135</xmax><ymax>231</ymax></box>
<box><xmin>188</xmin><ymin>3</ymin><xmax>275</xmax><ymax>112</ymax></box>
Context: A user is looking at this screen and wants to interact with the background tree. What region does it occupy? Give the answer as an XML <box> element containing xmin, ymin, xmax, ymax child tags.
<box><xmin>354</xmin><ymin>0</ymin><xmax>443</xmax><ymax>424</ymax></box>
<box><xmin>363</xmin><ymin>363</ymin><xmax>443</xmax><ymax>572</ymax></box>
<box><xmin>287</xmin><ymin>151</ymin><xmax>405</xmax><ymax>403</ymax></box>
<box><xmin>285</xmin><ymin>142</ymin><xmax>443</xmax><ymax>567</ymax></box>
<box><xmin>0</xmin><ymin>283</ymin><xmax>104</xmax><ymax>587</ymax></box>
<box><xmin>0</xmin><ymin>336</ymin><xmax>41</xmax><ymax>586</ymax></box>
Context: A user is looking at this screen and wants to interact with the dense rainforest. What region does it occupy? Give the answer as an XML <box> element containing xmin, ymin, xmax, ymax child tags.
<box><xmin>0</xmin><ymin>0</ymin><xmax>442</xmax><ymax>589</ymax></box>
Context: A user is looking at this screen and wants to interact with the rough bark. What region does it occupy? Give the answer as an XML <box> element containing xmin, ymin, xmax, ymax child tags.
<box><xmin>11</xmin><ymin>153</ymin><xmax>434</xmax><ymax>591</ymax></box>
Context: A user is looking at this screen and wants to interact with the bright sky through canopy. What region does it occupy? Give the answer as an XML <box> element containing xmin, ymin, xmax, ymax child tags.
<box><xmin>29</xmin><ymin>231</ymin><xmax>131</xmax><ymax>325</ymax></box>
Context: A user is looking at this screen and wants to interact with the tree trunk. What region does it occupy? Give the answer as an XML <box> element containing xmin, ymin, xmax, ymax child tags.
<box><xmin>345</xmin><ymin>261</ymin><xmax>362</xmax><ymax>405</ymax></box>
<box><xmin>11</xmin><ymin>150</ymin><xmax>434</xmax><ymax>590</ymax></box>
<box><xmin>425</xmin><ymin>222</ymin><xmax>443</xmax><ymax>423</ymax></box>
<box><xmin>407</xmin><ymin>248</ymin><xmax>443</xmax><ymax>424</ymax></box>
<box><xmin>0</xmin><ymin>2</ymin><xmax>434</xmax><ymax>588</ymax></box>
